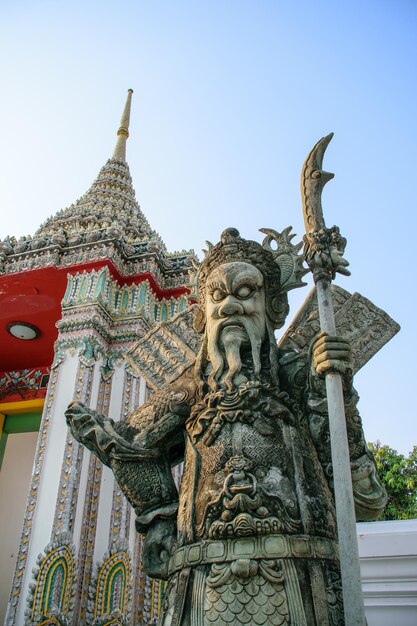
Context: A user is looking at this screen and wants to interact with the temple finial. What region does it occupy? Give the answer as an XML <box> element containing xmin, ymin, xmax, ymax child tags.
<box><xmin>113</xmin><ymin>89</ymin><xmax>133</xmax><ymax>161</ymax></box>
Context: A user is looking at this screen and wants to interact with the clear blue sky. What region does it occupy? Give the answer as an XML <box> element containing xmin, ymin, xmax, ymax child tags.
<box><xmin>0</xmin><ymin>0</ymin><xmax>416</xmax><ymax>454</ymax></box>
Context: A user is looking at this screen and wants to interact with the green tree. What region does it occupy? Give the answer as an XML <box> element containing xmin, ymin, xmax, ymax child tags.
<box><xmin>368</xmin><ymin>442</ymin><xmax>417</xmax><ymax>520</ymax></box>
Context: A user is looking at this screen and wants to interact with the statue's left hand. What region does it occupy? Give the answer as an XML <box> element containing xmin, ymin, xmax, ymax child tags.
<box><xmin>66</xmin><ymin>401</ymin><xmax>98</xmax><ymax>440</ymax></box>
<box><xmin>312</xmin><ymin>331</ymin><xmax>352</xmax><ymax>377</ymax></box>
<box><xmin>143</xmin><ymin>518</ymin><xmax>177</xmax><ymax>580</ymax></box>
<box><xmin>65</xmin><ymin>401</ymin><xmax>113</xmax><ymax>466</ymax></box>
<box><xmin>66</xmin><ymin>401</ymin><xmax>92</xmax><ymax>429</ymax></box>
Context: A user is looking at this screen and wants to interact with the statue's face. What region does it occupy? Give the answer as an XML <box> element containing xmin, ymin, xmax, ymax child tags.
<box><xmin>206</xmin><ymin>261</ymin><xmax>266</xmax><ymax>342</ymax></box>
<box><xmin>204</xmin><ymin>261</ymin><xmax>267</xmax><ymax>389</ymax></box>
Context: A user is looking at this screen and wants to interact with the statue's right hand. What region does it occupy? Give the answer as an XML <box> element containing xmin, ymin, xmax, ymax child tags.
<box><xmin>142</xmin><ymin>518</ymin><xmax>176</xmax><ymax>580</ymax></box>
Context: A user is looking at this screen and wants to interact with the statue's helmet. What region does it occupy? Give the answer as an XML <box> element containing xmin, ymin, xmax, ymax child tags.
<box><xmin>192</xmin><ymin>227</ymin><xmax>307</xmax><ymax>333</ymax></box>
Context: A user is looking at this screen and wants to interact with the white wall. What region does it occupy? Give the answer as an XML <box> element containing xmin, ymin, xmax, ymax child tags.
<box><xmin>358</xmin><ymin>519</ymin><xmax>417</xmax><ymax>626</ymax></box>
<box><xmin>0</xmin><ymin>431</ymin><xmax>38</xmax><ymax>624</ymax></box>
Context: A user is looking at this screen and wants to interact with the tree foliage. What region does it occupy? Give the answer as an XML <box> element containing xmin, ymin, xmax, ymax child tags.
<box><xmin>368</xmin><ymin>442</ymin><xmax>417</xmax><ymax>520</ymax></box>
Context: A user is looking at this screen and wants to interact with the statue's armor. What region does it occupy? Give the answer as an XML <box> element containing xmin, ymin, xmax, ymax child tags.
<box><xmin>180</xmin><ymin>405</ymin><xmax>337</xmax><ymax>546</ymax></box>
<box><xmin>67</xmin><ymin>351</ymin><xmax>386</xmax><ymax>626</ymax></box>
<box><xmin>65</xmin><ymin>222</ymin><xmax>390</xmax><ymax>625</ymax></box>
<box><xmin>155</xmin><ymin>356</ymin><xmax>343</xmax><ymax>625</ymax></box>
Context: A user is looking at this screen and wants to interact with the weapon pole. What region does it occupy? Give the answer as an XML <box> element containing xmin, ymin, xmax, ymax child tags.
<box><xmin>301</xmin><ymin>134</ymin><xmax>366</xmax><ymax>625</ymax></box>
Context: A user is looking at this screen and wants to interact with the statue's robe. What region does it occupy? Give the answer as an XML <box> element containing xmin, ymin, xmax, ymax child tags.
<box><xmin>67</xmin><ymin>349</ymin><xmax>386</xmax><ymax>626</ymax></box>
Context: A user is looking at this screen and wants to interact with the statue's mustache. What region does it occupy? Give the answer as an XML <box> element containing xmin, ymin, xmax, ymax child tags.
<box><xmin>206</xmin><ymin>315</ymin><xmax>264</xmax><ymax>391</ymax></box>
<box><xmin>212</xmin><ymin>316</ymin><xmax>251</xmax><ymax>336</ymax></box>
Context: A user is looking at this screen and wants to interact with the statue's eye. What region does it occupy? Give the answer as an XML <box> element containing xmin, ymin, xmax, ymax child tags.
<box><xmin>211</xmin><ymin>289</ymin><xmax>226</xmax><ymax>302</ymax></box>
<box><xmin>236</xmin><ymin>285</ymin><xmax>253</xmax><ymax>299</ymax></box>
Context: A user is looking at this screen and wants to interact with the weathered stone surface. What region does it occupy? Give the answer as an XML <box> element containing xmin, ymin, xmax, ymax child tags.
<box><xmin>125</xmin><ymin>284</ymin><xmax>400</xmax><ymax>392</ymax></box>
<box><xmin>279</xmin><ymin>285</ymin><xmax>400</xmax><ymax>373</ymax></box>
<box><xmin>125</xmin><ymin>306</ymin><xmax>201</xmax><ymax>390</ymax></box>
<box><xmin>67</xmin><ymin>227</ymin><xmax>390</xmax><ymax>625</ymax></box>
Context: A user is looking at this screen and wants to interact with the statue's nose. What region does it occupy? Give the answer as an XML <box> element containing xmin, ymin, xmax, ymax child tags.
<box><xmin>218</xmin><ymin>297</ymin><xmax>244</xmax><ymax>317</ymax></box>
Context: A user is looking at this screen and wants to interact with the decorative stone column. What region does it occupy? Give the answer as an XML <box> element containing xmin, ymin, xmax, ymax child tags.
<box><xmin>5</xmin><ymin>267</ymin><xmax>187</xmax><ymax>626</ymax></box>
<box><xmin>1</xmin><ymin>89</ymin><xmax>194</xmax><ymax>626</ymax></box>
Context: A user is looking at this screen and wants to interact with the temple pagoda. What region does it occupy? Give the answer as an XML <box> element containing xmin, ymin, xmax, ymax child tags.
<box><xmin>0</xmin><ymin>90</ymin><xmax>193</xmax><ymax>626</ymax></box>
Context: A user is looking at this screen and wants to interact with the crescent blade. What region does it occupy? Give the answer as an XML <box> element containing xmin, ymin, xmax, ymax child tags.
<box><xmin>301</xmin><ymin>133</ymin><xmax>335</xmax><ymax>233</ymax></box>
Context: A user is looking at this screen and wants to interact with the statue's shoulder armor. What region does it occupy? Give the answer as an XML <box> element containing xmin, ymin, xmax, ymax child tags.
<box><xmin>124</xmin><ymin>367</ymin><xmax>197</xmax><ymax>439</ymax></box>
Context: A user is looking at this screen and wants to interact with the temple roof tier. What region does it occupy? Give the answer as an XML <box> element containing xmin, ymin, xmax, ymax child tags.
<box><xmin>0</xmin><ymin>90</ymin><xmax>196</xmax><ymax>291</ymax></box>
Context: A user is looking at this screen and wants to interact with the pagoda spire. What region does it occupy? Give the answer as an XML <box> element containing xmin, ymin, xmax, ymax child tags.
<box><xmin>113</xmin><ymin>89</ymin><xmax>133</xmax><ymax>161</ymax></box>
<box><xmin>34</xmin><ymin>86</ymin><xmax>161</xmax><ymax>247</ymax></box>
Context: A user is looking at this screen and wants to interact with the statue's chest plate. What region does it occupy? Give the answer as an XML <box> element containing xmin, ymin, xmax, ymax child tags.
<box><xmin>178</xmin><ymin>384</ymin><xmax>337</xmax><ymax>543</ymax></box>
<box><xmin>190</xmin><ymin>420</ymin><xmax>303</xmax><ymax>540</ymax></box>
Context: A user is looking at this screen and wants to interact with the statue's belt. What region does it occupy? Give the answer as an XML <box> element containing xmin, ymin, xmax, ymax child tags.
<box><xmin>168</xmin><ymin>534</ymin><xmax>338</xmax><ymax>576</ymax></box>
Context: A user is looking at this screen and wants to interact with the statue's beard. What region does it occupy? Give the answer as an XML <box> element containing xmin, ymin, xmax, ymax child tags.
<box><xmin>205</xmin><ymin>318</ymin><xmax>265</xmax><ymax>392</ymax></box>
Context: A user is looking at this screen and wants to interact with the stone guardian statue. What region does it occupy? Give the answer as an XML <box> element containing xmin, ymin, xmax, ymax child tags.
<box><xmin>67</xmin><ymin>223</ymin><xmax>387</xmax><ymax>625</ymax></box>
